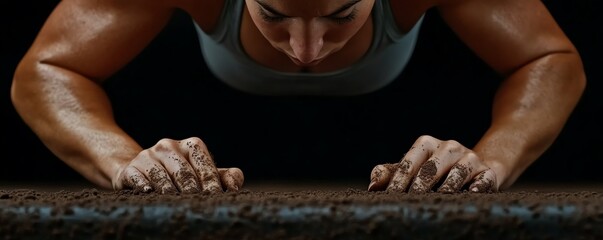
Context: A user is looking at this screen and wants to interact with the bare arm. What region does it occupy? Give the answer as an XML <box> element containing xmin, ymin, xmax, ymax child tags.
<box><xmin>437</xmin><ymin>0</ymin><xmax>586</xmax><ymax>189</ymax></box>
<box><xmin>369</xmin><ymin>0</ymin><xmax>585</xmax><ymax>193</ymax></box>
<box><xmin>11</xmin><ymin>0</ymin><xmax>176</xmax><ymax>189</ymax></box>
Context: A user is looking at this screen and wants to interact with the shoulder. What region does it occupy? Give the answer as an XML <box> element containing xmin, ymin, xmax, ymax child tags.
<box><xmin>174</xmin><ymin>0</ymin><xmax>226</xmax><ymax>32</ymax></box>
<box><xmin>388</xmin><ymin>0</ymin><xmax>436</xmax><ymax>32</ymax></box>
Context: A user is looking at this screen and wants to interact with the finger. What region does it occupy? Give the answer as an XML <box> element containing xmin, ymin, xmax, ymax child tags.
<box><xmin>387</xmin><ymin>136</ymin><xmax>438</xmax><ymax>192</ymax></box>
<box><xmin>151</xmin><ymin>139</ymin><xmax>200</xmax><ymax>193</ymax></box>
<box><xmin>182</xmin><ymin>138</ymin><xmax>222</xmax><ymax>193</ymax></box>
<box><xmin>144</xmin><ymin>164</ymin><xmax>178</xmax><ymax>194</ymax></box>
<box><xmin>161</xmin><ymin>152</ymin><xmax>201</xmax><ymax>194</ymax></box>
<box><xmin>469</xmin><ymin>169</ymin><xmax>498</xmax><ymax>193</ymax></box>
<box><xmin>119</xmin><ymin>166</ymin><xmax>153</xmax><ymax>193</ymax></box>
<box><xmin>436</xmin><ymin>153</ymin><xmax>482</xmax><ymax>193</ymax></box>
<box><xmin>409</xmin><ymin>157</ymin><xmax>442</xmax><ymax>193</ymax></box>
<box><xmin>219</xmin><ymin>168</ymin><xmax>244</xmax><ymax>192</ymax></box>
<box><xmin>436</xmin><ymin>163</ymin><xmax>473</xmax><ymax>193</ymax></box>
<box><xmin>368</xmin><ymin>164</ymin><xmax>396</xmax><ymax>191</ymax></box>
<box><xmin>385</xmin><ymin>159</ymin><xmax>415</xmax><ymax>192</ymax></box>
<box><xmin>409</xmin><ymin>140</ymin><xmax>469</xmax><ymax>193</ymax></box>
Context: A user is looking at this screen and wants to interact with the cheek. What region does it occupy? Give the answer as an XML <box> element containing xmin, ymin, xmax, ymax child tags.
<box><xmin>325</xmin><ymin>13</ymin><xmax>372</xmax><ymax>43</ymax></box>
<box><xmin>324</xmin><ymin>25</ymin><xmax>361</xmax><ymax>43</ymax></box>
<box><xmin>247</xmin><ymin>10</ymin><xmax>289</xmax><ymax>43</ymax></box>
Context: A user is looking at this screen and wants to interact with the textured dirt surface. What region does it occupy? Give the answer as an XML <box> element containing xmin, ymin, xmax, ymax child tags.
<box><xmin>1</xmin><ymin>186</ymin><xmax>603</xmax><ymax>240</ymax></box>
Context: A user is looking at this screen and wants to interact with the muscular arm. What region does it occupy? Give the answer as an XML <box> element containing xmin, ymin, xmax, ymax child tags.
<box><xmin>437</xmin><ymin>0</ymin><xmax>586</xmax><ymax>189</ymax></box>
<box><xmin>11</xmin><ymin>0</ymin><xmax>175</xmax><ymax>189</ymax></box>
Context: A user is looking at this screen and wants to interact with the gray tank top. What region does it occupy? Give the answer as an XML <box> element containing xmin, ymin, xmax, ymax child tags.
<box><xmin>194</xmin><ymin>0</ymin><xmax>424</xmax><ymax>96</ymax></box>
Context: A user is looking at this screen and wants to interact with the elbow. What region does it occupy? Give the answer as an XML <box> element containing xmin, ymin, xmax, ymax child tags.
<box><xmin>576</xmin><ymin>59</ymin><xmax>587</xmax><ymax>97</ymax></box>
<box><xmin>10</xmin><ymin>60</ymin><xmax>33</xmax><ymax>115</ymax></box>
<box><xmin>567</xmin><ymin>51</ymin><xmax>587</xmax><ymax>104</ymax></box>
<box><xmin>535</xmin><ymin>50</ymin><xmax>587</xmax><ymax>105</ymax></box>
<box><xmin>10</xmin><ymin>57</ymin><xmax>49</xmax><ymax>118</ymax></box>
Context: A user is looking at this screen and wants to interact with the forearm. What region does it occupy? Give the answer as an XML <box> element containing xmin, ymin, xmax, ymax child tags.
<box><xmin>11</xmin><ymin>60</ymin><xmax>142</xmax><ymax>189</ymax></box>
<box><xmin>474</xmin><ymin>52</ymin><xmax>586</xmax><ymax>189</ymax></box>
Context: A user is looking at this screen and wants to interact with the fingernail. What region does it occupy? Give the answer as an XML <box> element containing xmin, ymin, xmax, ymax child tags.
<box><xmin>368</xmin><ymin>181</ymin><xmax>375</xmax><ymax>191</ymax></box>
<box><xmin>162</xmin><ymin>186</ymin><xmax>178</xmax><ymax>194</ymax></box>
<box><xmin>471</xmin><ymin>187</ymin><xmax>479</xmax><ymax>192</ymax></box>
<box><xmin>225</xmin><ymin>175</ymin><xmax>239</xmax><ymax>192</ymax></box>
<box><xmin>409</xmin><ymin>183</ymin><xmax>425</xmax><ymax>193</ymax></box>
<box><xmin>437</xmin><ymin>185</ymin><xmax>452</xmax><ymax>194</ymax></box>
<box><xmin>182</xmin><ymin>184</ymin><xmax>201</xmax><ymax>194</ymax></box>
<box><xmin>386</xmin><ymin>184</ymin><xmax>401</xmax><ymax>192</ymax></box>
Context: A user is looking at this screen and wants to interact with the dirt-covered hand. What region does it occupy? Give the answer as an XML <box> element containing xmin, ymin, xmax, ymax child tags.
<box><xmin>368</xmin><ymin>135</ymin><xmax>497</xmax><ymax>193</ymax></box>
<box><xmin>112</xmin><ymin>137</ymin><xmax>244</xmax><ymax>194</ymax></box>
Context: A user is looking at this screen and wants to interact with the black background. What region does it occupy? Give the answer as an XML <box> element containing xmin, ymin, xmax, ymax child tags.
<box><xmin>1</xmin><ymin>0</ymin><xmax>601</xmax><ymax>186</ymax></box>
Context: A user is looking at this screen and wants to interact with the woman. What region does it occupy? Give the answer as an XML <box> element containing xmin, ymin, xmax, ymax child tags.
<box><xmin>11</xmin><ymin>0</ymin><xmax>586</xmax><ymax>193</ymax></box>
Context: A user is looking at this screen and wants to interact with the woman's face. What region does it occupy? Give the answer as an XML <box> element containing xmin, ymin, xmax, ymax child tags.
<box><xmin>245</xmin><ymin>0</ymin><xmax>375</xmax><ymax>67</ymax></box>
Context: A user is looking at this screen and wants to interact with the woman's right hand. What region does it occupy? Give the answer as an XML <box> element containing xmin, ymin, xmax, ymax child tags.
<box><xmin>112</xmin><ymin>137</ymin><xmax>244</xmax><ymax>194</ymax></box>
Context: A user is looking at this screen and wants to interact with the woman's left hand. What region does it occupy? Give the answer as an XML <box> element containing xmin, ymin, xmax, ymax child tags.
<box><xmin>368</xmin><ymin>135</ymin><xmax>498</xmax><ymax>193</ymax></box>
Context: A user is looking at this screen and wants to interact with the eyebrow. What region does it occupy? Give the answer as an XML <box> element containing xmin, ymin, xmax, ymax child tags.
<box><xmin>255</xmin><ymin>0</ymin><xmax>362</xmax><ymax>17</ymax></box>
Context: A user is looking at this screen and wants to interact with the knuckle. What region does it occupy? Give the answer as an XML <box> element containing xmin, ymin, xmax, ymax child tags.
<box><xmin>463</xmin><ymin>152</ymin><xmax>481</xmax><ymax>162</ymax></box>
<box><xmin>416</xmin><ymin>135</ymin><xmax>436</xmax><ymax>144</ymax></box>
<box><xmin>134</xmin><ymin>149</ymin><xmax>153</xmax><ymax>160</ymax></box>
<box><xmin>157</xmin><ymin>138</ymin><xmax>176</xmax><ymax>145</ymax></box>
<box><xmin>443</xmin><ymin>139</ymin><xmax>461</xmax><ymax>147</ymax></box>
<box><xmin>414</xmin><ymin>135</ymin><xmax>444</xmax><ymax>151</ymax></box>
<box><xmin>399</xmin><ymin>159</ymin><xmax>413</xmax><ymax>173</ymax></box>
<box><xmin>153</xmin><ymin>139</ymin><xmax>178</xmax><ymax>153</ymax></box>
<box><xmin>185</xmin><ymin>137</ymin><xmax>206</xmax><ymax>147</ymax></box>
<box><xmin>440</xmin><ymin>140</ymin><xmax>465</xmax><ymax>153</ymax></box>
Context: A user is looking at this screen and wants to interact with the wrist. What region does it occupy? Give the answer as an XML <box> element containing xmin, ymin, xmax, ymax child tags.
<box><xmin>482</xmin><ymin>159</ymin><xmax>511</xmax><ymax>190</ymax></box>
<box><xmin>93</xmin><ymin>145</ymin><xmax>141</xmax><ymax>190</ymax></box>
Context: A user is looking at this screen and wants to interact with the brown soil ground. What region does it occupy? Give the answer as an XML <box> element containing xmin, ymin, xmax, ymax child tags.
<box><xmin>1</xmin><ymin>182</ymin><xmax>602</xmax><ymax>240</ymax></box>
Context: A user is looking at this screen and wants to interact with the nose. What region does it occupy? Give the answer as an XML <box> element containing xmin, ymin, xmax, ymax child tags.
<box><xmin>289</xmin><ymin>20</ymin><xmax>325</xmax><ymax>64</ymax></box>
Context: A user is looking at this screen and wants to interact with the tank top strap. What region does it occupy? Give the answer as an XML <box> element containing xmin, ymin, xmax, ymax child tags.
<box><xmin>204</xmin><ymin>0</ymin><xmax>238</xmax><ymax>43</ymax></box>
<box><xmin>381</xmin><ymin>0</ymin><xmax>425</xmax><ymax>42</ymax></box>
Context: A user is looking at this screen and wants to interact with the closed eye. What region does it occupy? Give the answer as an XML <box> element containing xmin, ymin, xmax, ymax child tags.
<box><xmin>255</xmin><ymin>0</ymin><xmax>362</xmax><ymax>24</ymax></box>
